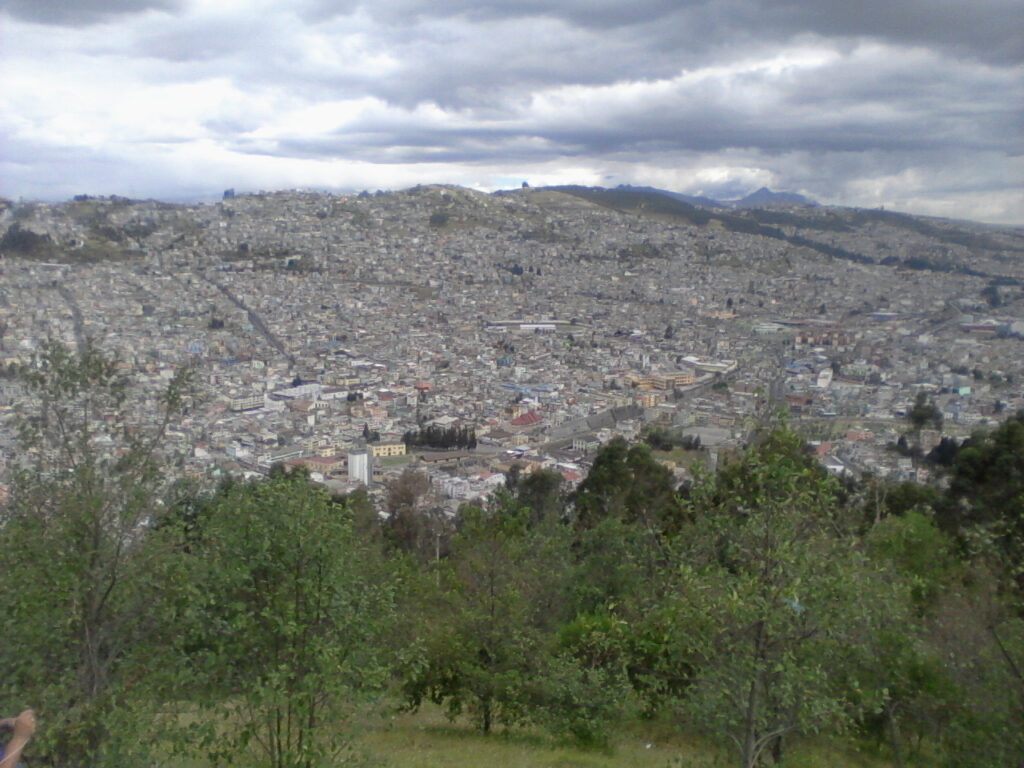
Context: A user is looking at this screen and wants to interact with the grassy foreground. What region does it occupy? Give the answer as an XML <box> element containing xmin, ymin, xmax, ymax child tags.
<box><xmin>351</xmin><ymin>705</ymin><xmax>895</xmax><ymax>768</ymax></box>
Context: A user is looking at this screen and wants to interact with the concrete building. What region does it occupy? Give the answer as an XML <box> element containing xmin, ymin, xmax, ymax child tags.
<box><xmin>347</xmin><ymin>449</ymin><xmax>373</xmax><ymax>486</ymax></box>
<box><xmin>370</xmin><ymin>442</ymin><xmax>406</xmax><ymax>458</ymax></box>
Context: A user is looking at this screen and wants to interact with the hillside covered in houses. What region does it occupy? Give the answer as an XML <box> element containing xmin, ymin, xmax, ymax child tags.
<box><xmin>0</xmin><ymin>185</ymin><xmax>1023</xmax><ymax>767</ymax></box>
<box><xmin>1</xmin><ymin>184</ymin><xmax>1022</xmax><ymax>501</ymax></box>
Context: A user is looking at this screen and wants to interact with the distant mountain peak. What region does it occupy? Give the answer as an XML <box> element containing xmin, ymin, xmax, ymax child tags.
<box><xmin>613</xmin><ymin>184</ymin><xmax>723</xmax><ymax>208</ymax></box>
<box><xmin>731</xmin><ymin>187</ymin><xmax>817</xmax><ymax>208</ymax></box>
<box><xmin>607</xmin><ymin>183</ymin><xmax>815</xmax><ymax>209</ymax></box>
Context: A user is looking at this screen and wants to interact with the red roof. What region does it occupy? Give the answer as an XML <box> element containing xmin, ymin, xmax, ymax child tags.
<box><xmin>509</xmin><ymin>411</ymin><xmax>543</xmax><ymax>427</ymax></box>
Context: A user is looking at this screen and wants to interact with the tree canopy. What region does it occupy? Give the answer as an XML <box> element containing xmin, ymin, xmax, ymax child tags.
<box><xmin>2</xmin><ymin>343</ymin><xmax>1022</xmax><ymax>767</ymax></box>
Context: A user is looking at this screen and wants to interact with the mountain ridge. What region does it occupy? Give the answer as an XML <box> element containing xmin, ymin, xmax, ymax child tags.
<box><xmin>2</xmin><ymin>185</ymin><xmax>1022</xmax><ymax>285</ymax></box>
<box><xmin>613</xmin><ymin>183</ymin><xmax>816</xmax><ymax>209</ymax></box>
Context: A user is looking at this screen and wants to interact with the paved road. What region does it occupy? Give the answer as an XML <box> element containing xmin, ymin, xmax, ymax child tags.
<box><xmin>209</xmin><ymin>278</ymin><xmax>296</xmax><ymax>368</ymax></box>
<box><xmin>55</xmin><ymin>284</ymin><xmax>86</xmax><ymax>352</ymax></box>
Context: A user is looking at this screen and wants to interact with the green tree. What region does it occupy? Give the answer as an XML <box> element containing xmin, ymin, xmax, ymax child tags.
<box><xmin>674</xmin><ymin>428</ymin><xmax>894</xmax><ymax>768</ymax></box>
<box><xmin>185</xmin><ymin>472</ymin><xmax>395</xmax><ymax>768</ymax></box>
<box><xmin>933</xmin><ymin>412</ymin><xmax>1024</xmax><ymax>765</ymax></box>
<box><xmin>0</xmin><ymin>340</ymin><xmax>194</xmax><ymax>766</ymax></box>
<box><xmin>382</xmin><ymin>466</ymin><xmax>449</xmax><ymax>561</ymax></box>
<box><xmin>641</xmin><ymin>425</ymin><xmax>676</xmax><ymax>451</ymax></box>
<box><xmin>920</xmin><ymin>584</ymin><xmax>1024</xmax><ymax>768</ymax></box>
<box><xmin>855</xmin><ymin>460</ymin><xmax>1024</xmax><ymax>767</ymax></box>
<box><xmin>513</xmin><ymin>467</ymin><xmax>568</xmax><ymax>526</ymax></box>
<box><xmin>945</xmin><ymin>412</ymin><xmax>1024</xmax><ymax>596</ymax></box>
<box><xmin>856</xmin><ymin>511</ymin><xmax>964</xmax><ymax>764</ymax></box>
<box><xmin>403</xmin><ymin>495</ymin><xmax>572</xmax><ymax>735</ymax></box>
<box><xmin>857</xmin><ymin>476</ymin><xmax>942</xmax><ymax>528</ymax></box>
<box><xmin>907</xmin><ymin>390</ymin><xmax>943</xmax><ymax>432</ymax></box>
<box><xmin>565</xmin><ymin>439</ymin><xmax>694</xmax><ymax>709</ymax></box>
<box><xmin>866</xmin><ymin>509</ymin><xmax>959</xmax><ymax>611</ymax></box>
<box><xmin>571</xmin><ymin>436</ymin><xmax>683</xmax><ymax>537</ymax></box>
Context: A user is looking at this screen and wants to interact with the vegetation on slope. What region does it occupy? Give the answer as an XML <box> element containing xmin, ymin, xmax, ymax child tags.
<box><xmin>1</xmin><ymin>343</ymin><xmax>1021</xmax><ymax>768</ymax></box>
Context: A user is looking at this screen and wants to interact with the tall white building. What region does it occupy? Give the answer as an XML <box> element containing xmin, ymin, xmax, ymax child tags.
<box><xmin>347</xmin><ymin>449</ymin><xmax>373</xmax><ymax>486</ymax></box>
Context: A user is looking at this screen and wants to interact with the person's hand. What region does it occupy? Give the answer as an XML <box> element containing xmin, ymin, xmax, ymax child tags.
<box><xmin>0</xmin><ymin>709</ymin><xmax>36</xmax><ymax>768</ymax></box>
<box><xmin>11</xmin><ymin>710</ymin><xmax>36</xmax><ymax>740</ymax></box>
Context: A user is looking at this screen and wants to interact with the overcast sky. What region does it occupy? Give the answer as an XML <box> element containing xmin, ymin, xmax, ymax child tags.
<box><xmin>2</xmin><ymin>0</ymin><xmax>1021</xmax><ymax>224</ymax></box>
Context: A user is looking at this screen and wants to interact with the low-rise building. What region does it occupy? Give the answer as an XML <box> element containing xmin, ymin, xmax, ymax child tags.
<box><xmin>370</xmin><ymin>441</ymin><xmax>406</xmax><ymax>458</ymax></box>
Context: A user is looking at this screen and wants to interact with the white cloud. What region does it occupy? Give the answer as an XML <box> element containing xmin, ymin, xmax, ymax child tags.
<box><xmin>0</xmin><ymin>1</ymin><xmax>1020</xmax><ymax>224</ymax></box>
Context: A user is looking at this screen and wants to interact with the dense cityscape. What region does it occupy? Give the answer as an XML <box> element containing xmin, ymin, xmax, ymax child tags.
<box><xmin>2</xmin><ymin>184</ymin><xmax>1022</xmax><ymax>508</ymax></box>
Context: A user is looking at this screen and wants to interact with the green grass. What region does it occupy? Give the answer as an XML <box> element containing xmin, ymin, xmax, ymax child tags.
<box><xmin>147</xmin><ymin>701</ymin><xmax>901</xmax><ymax>768</ymax></box>
<box><xmin>651</xmin><ymin>447</ymin><xmax>706</xmax><ymax>469</ymax></box>
<box><xmin>355</xmin><ymin>706</ymin><xmax>715</xmax><ymax>768</ymax></box>
<box><xmin>378</xmin><ymin>453</ymin><xmax>415</xmax><ymax>468</ymax></box>
<box><xmin>146</xmin><ymin>704</ymin><xmax>905</xmax><ymax>768</ymax></box>
<box><xmin>353</xmin><ymin>705</ymin><xmax>897</xmax><ymax>768</ymax></box>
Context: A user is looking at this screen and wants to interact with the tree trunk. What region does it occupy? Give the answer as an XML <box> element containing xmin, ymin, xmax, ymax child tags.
<box><xmin>741</xmin><ymin>675</ymin><xmax>760</xmax><ymax>768</ymax></box>
<box><xmin>481</xmin><ymin>697</ymin><xmax>492</xmax><ymax>735</ymax></box>
<box><xmin>886</xmin><ymin>700</ymin><xmax>905</xmax><ymax>768</ymax></box>
<box><xmin>741</xmin><ymin>620</ymin><xmax>766</xmax><ymax>768</ymax></box>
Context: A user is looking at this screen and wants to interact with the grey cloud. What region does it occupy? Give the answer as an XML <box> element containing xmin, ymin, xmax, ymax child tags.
<box><xmin>133</xmin><ymin>15</ymin><xmax>284</xmax><ymax>63</ymax></box>
<box><xmin>772</xmin><ymin>148</ymin><xmax>1024</xmax><ymax>206</ymax></box>
<box><xmin>299</xmin><ymin>0</ymin><xmax>1023</xmax><ymax>64</ymax></box>
<box><xmin>174</xmin><ymin>1</ymin><xmax>1019</xmax><ymax>119</ymax></box>
<box><xmin>767</xmin><ymin>0</ymin><xmax>1024</xmax><ymax>65</ymax></box>
<box><xmin>0</xmin><ymin>0</ymin><xmax>181</xmax><ymax>25</ymax></box>
<box><xmin>0</xmin><ymin>139</ymin><xmax>132</xmax><ymax>198</ymax></box>
<box><xmin>215</xmin><ymin>38</ymin><xmax>1020</xmax><ymax>167</ymax></box>
<box><xmin>203</xmin><ymin>118</ymin><xmax>265</xmax><ymax>136</ymax></box>
<box><xmin>549</xmin><ymin>57</ymin><xmax>1017</xmax><ymax>156</ymax></box>
<box><xmin>3</xmin><ymin>0</ymin><xmax>1021</xmax><ymax>223</ymax></box>
<box><xmin>303</xmin><ymin>0</ymin><xmax>690</xmax><ymax>27</ymax></box>
<box><xmin>263</xmin><ymin>135</ymin><xmax>561</xmax><ymax>165</ymax></box>
<box><xmin>124</xmin><ymin>33</ymin><xmax>612</xmax><ymax>117</ymax></box>
<box><xmin>130</xmin><ymin>10</ymin><xmax>675</xmax><ymax>107</ymax></box>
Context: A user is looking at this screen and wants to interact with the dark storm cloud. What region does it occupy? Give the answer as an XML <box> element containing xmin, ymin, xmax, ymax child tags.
<box><xmin>123</xmin><ymin>0</ymin><xmax>1021</xmax><ymax>117</ymax></box>
<box><xmin>2</xmin><ymin>0</ymin><xmax>1021</xmax><ymax>223</ymax></box>
<box><xmin>766</xmin><ymin>0</ymin><xmax>1024</xmax><ymax>65</ymax></box>
<box><xmin>129</xmin><ymin>9</ymin><xmax>675</xmax><ymax>109</ymax></box>
<box><xmin>300</xmin><ymin>0</ymin><xmax>1023</xmax><ymax>64</ymax></box>
<box><xmin>0</xmin><ymin>0</ymin><xmax>181</xmax><ymax>25</ymax></box>
<box><xmin>225</xmin><ymin>40</ymin><xmax>1019</xmax><ymax>167</ymax></box>
<box><xmin>302</xmin><ymin>0</ymin><xmax>686</xmax><ymax>27</ymax></box>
